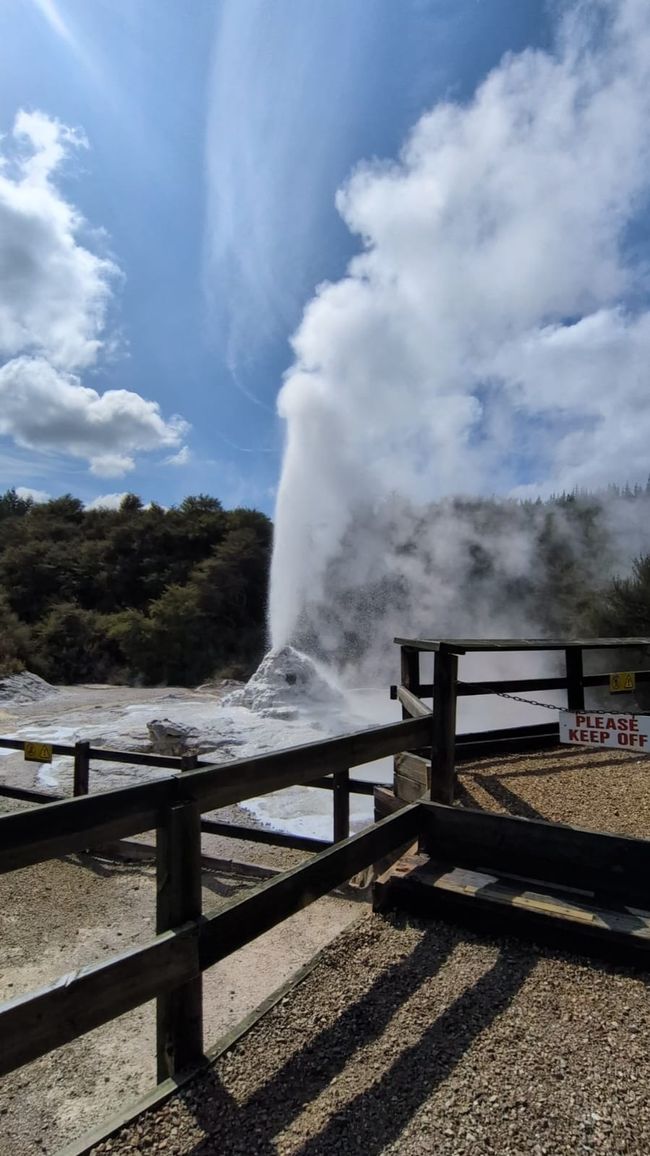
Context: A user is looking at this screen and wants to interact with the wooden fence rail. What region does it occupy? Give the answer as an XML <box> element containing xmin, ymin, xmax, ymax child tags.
<box><xmin>0</xmin><ymin>803</ymin><xmax>421</xmax><ymax>1080</ymax></box>
<box><xmin>0</xmin><ymin>714</ymin><xmax>431</xmax><ymax>1082</ymax></box>
<box><xmin>0</xmin><ymin>725</ymin><xmax>398</xmax><ymax>854</ymax></box>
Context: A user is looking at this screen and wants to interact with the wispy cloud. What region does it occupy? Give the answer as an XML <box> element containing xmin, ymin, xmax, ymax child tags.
<box><xmin>203</xmin><ymin>0</ymin><xmax>404</xmax><ymax>367</ymax></box>
<box><xmin>165</xmin><ymin>445</ymin><xmax>191</xmax><ymax>467</ymax></box>
<box><xmin>31</xmin><ymin>0</ymin><xmax>75</xmax><ymax>45</ymax></box>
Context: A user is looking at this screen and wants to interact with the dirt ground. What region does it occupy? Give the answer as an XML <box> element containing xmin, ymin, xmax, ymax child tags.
<box><xmin>0</xmin><ymin>834</ymin><xmax>364</xmax><ymax>1156</ymax></box>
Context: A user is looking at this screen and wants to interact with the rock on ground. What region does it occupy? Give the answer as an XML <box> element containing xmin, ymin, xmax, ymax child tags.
<box><xmin>225</xmin><ymin>647</ymin><xmax>344</xmax><ymax>718</ymax></box>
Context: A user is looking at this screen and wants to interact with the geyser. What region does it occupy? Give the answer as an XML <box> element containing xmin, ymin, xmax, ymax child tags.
<box><xmin>269</xmin><ymin>0</ymin><xmax>650</xmax><ymax>675</ymax></box>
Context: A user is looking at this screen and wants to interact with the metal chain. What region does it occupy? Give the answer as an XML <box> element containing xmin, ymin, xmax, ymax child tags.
<box><xmin>457</xmin><ymin>681</ymin><xmax>642</xmax><ymax>716</ymax></box>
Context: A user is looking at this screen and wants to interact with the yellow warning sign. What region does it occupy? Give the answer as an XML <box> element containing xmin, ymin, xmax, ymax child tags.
<box><xmin>609</xmin><ymin>671</ymin><xmax>636</xmax><ymax>694</ymax></box>
<box><xmin>24</xmin><ymin>741</ymin><xmax>53</xmax><ymax>763</ymax></box>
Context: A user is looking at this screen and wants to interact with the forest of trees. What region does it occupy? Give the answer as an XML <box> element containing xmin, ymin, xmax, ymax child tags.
<box><xmin>1</xmin><ymin>483</ymin><xmax>650</xmax><ymax>688</ymax></box>
<box><xmin>0</xmin><ymin>490</ymin><xmax>271</xmax><ymax>686</ymax></box>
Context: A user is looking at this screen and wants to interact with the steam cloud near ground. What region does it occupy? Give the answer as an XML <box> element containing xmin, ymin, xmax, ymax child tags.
<box><xmin>269</xmin><ymin>0</ymin><xmax>650</xmax><ymax>676</ymax></box>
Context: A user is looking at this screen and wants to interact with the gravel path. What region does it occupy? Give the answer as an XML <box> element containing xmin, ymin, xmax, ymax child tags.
<box><xmin>91</xmin><ymin>910</ymin><xmax>650</xmax><ymax>1156</ymax></box>
<box><xmin>0</xmin><ymin>848</ymin><xmax>362</xmax><ymax>1155</ymax></box>
<box><xmin>457</xmin><ymin>745</ymin><xmax>650</xmax><ymax>837</ymax></box>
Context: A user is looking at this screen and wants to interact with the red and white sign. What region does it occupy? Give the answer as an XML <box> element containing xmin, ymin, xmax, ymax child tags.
<box><xmin>560</xmin><ymin>711</ymin><xmax>650</xmax><ymax>750</ymax></box>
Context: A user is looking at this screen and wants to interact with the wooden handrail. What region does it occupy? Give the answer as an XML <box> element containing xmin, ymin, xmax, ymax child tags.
<box><xmin>0</xmin><ymin>714</ymin><xmax>431</xmax><ymax>875</ymax></box>
<box><xmin>0</xmin><ymin>805</ymin><xmax>421</xmax><ymax>1079</ymax></box>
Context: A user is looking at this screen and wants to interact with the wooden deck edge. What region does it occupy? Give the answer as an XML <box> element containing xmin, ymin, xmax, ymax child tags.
<box><xmin>375</xmin><ymin>864</ymin><xmax>650</xmax><ymax>966</ymax></box>
<box><xmin>56</xmin><ymin>944</ymin><xmax>332</xmax><ymax>1156</ymax></box>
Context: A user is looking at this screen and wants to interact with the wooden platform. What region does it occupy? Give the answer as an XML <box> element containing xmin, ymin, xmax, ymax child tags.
<box><xmin>374</xmin><ymin>852</ymin><xmax>650</xmax><ymax>962</ymax></box>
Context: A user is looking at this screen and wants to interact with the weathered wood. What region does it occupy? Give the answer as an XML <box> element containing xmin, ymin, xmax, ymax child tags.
<box><xmin>400</xmin><ymin>646</ymin><xmax>421</xmax><ymax>704</ymax></box>
<box><xmin>374</xmin><ymin>857</ymin><xmax>650</xmax><ymax>964</ymax></box>
<box><xmin>396</xmin><ymin>685</ymin><xmax>431</xmax><ymax>719</ymax></box>
<box><xmin>431</xmin><ymin>648</ymin><xmax>458</xmax><ymax>804</ymax></box>
<box><xmin>173</xmin><ymin>716</ymin><xmax>432</xmax><ymax>814</ymax></box>
<box><xmin>419</xmin><ymin>802</ymin><xmax>650</xmax><ymax>908</ymax></box>
<box><xmin>373</xmin><ymin>785</ymin><xmax>406</xmax><ymax>822</ymax></box>
<box><xmin>0</xmin><ymin>714</ymin><xmax>430</xmax><ymax>875</ymax></box>
<box><xmin>200</xmin><ymin>817</ymin><xmax>330</xmax><ymax>853</ymax></box>
<box><xmin>0</xmin><ymin>925</ymin><xmax>198</xmax><ymax>1078</ymax></box>
<box><xmin>310</xmin><ymin>776</ymin><xmax>376</xmax><ymax>796</ymax></box>
<box><xmin>0</xmin><ymin>784</ymin><xmax>62</xmax><ymax>804</ymax></box>
<box><xmin>332</xmin><ymin>770</ymin><xmax>350</xmax><ymax>842</ymax></box>
<box><xmin>394</xmin><ymin>637</ymin><xmax>650</xmax><ymax>652</ymax></box>
<box><xmin>156</xmin><ymin>802</ymin><xmax>204</xmax><ymax>1080</ymax></box>
<box><xmin>565</xmin><ymin>646</ymin><xmax>585</xmax><ymax>711</ymax></box>
<box><xmin>0</xmin><ymin>736</ymin><xmax>193</xmax><ymax>769</ymax></box>
<box><xmin>394</xmin><ymin>751</ymin><xmax>430</xmax><ymax>802</ymax></box>
<box><xmin>73</xmin><ymin>741</ymin><xmax>90</xmax><ymax>797</ymax></box>
<box><xmin>415</xmin><ymin>672</ymin><xmax>650</xmax><ymax>697</ymax></box>
<box><xmin>455</xmin><ymin>724</ymin><xmax>559</xmax><ymax>761</ymax></box>
<box><xmin>198</xmin><ymin>806</ymin><xmax>421</xmax><ymax>971</ymax></box>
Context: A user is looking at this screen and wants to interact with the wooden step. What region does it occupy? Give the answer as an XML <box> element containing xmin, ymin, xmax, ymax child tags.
<box><xmin>374</xmin><ymin>853</ymin><xmax>650</xmax><ymax>963</ymax></box>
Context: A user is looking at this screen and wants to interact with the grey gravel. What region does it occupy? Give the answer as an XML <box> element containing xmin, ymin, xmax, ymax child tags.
<box><xmin>92</xmin><ymin>910</ymin><xmax>650</xmax><ymax>1156</ymax></box>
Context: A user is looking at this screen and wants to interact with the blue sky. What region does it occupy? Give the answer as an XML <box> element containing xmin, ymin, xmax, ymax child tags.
<box><xmin>0</xmin><ymin>0</ymin><xmax>557</xmax><ymax>511</ymax></box>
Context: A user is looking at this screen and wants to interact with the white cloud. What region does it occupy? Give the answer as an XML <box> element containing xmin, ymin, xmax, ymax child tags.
<box><xmin>165</xmin><ymin>444</ymin><xmax>191</xmax><ymax>467</ymax></box>
<box><xmin>0</xmin><ymin>110</ymin><xmax>190</xmax><ymax>475</ymax></box>
<box><xmin>0</xmin><ymin>357</ymin><xmax>188</xmax><ymax>477</ymax></box>
<box><xmin>85</xmin><ymin>492</ymin><xmax>129</xmax><ymax>511</ymax></box>
<box><xmin>0</xmin><ymin>110</ymin><xmax>115</xmax><ymax>369</ymax></box>
<box><xmin>270</xmin><ymin>0</ymin><xmax>650</xmax><ymax>644</ymax></box>
<box><xmin>15</xmin><ymin>486</ymin><xmax>50</xmax><ymax>503</ymax></box>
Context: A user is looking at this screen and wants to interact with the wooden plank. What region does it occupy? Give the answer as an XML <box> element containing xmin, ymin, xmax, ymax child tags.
<box><xmin>456</xmin><ymin>722</ymin><xmax>558</xmax><ymax>745</ymax></box>
<box><xmin>310</xmin><ymin>776</ymin><xmax>376</xmax><ymax>797</ymax></box>
<box><xmin>565</xmin><ymin>646</ymin><xmax>585</xmax><ymax>711</ymax></box>
<box><xmin>73</xmin><ymin>741</ymin><xmax>90</xmax><ymax>796</ymax></box>
<box><xmin>394</xmin><ymin>637</ymin><xmax>650</xmax><ymax>651</ymax></box>
<box><xmin>375</xmin><ymin>859</ymin><xmax>650</xmax><ymax>963</ymax></box>
<box><xmin>0</xmin><ymin>737</ymin><xmax>188</xmax><ymax>770</ymax></box>
<box><xmin>0</xmin><ymin>784</ymin><xmax>62</xmax><ymax>805</ymax></box>
<box><xmin>188</xmin><ymin>715</ymin><xmax>432</xmax><ymax>815</ymax></box>
<box><xmin>156</xmin><ymin>802</ymin><xmax>204</xmax><ymax>1079</ymax></box>
<box><xmin>431</xmin><ymin>649</ymin><xmax>458</xmax><ymax>804</ymax></box>
<box><xmin>373</xmin><ymin>786</ymin><xmax>406</xmax><ymax>822</ymax></box>
<box><xmin>419</xmin><ymin>802</ymin><xmax>650</xmax><ymax>908</ymax></box>
<box><xmin>394</xmin><ymin>751</ymin><xmax>430</xmax><ymax>802</ymax></box>
<box><xmin>332</xmin><ymin>770</ymin><xmax>350</xmax><ymax>842</ymax></box>
<box><xmin>455</xmin><ymin>728</ymin><xmax>559</xmax><ymax>761</ymax></box>
<box><xmin>198</xmin><ymin>806</ymin><xmax>421</xmax><ymax>971</ymax></box>
<box><xmin>200</xmin><ymin>818</ymin><xmax>330</xmax><ymax>853</ymax></box>
<box><xmin>0</xmin><ymin>715</ymin><xmax>430</xmax><ymax>875</ymax></box>
<box><xmin>0</xmin><ymin>925</ymin><xmax>198</xmax><ymax>1078</ymax></box>
<box><xmin>0</xmin><ymin>805</ymin><xmax>421</xmax><ymax>1079</ymax></box>
<box><xmin>0</xmin><ymin>778</ymin><xmax>173</xmax><ymax>874</ymax></box>
<box><xmin>396</xmin><ymin>685</ymin><xmax>431</xmax><ymax>719</ymax></box>
<box><xmin>400</xmin><ymin>647</ymin><xmax>421</xmax><ymax>714</ymax></box>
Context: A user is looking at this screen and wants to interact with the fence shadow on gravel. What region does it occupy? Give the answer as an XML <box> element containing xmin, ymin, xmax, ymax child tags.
<box><xmin>471</xmin><ymin>774</ymin><xmax>547</xmax><ymax>822</ymax></box>
<box><xmin>180</xmin><ymin>925</ymin><xmax>456</xmax><ymax>1156</ymax></box>
<box><xmin>293</xmin><ymin>947</ymin><xmax>536</xmax><ymax>1156</ymax></box>
<box><xmin>177</xmin><ymin>928</ymin><xmax>536</xmax><ymax>1156</ymax></box>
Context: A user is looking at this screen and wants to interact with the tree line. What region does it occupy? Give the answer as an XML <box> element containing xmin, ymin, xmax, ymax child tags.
<box><xmin>0</xmin><ymin>490</ymin><xmax>271</xmax><ymax>685</ymax></box>
<box><xmin>1</xmin><ymin>484</ymin><xmax>650</xmax><ymax>688</ymax></box>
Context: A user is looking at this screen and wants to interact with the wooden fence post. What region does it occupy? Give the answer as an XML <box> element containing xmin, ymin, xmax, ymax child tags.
<box><xmin>73</xmin><ymin>741</ymin><xmax>90</xmax><ymax>796</ymax></box>
<box><xmin>400</xmin><ymin>646</ymin><xmax>421</xmax><ymax>718</ymax></box>
<box><xmin>333</xmin><ymin>770</ymin><xmax>350</xmax><ymax>842</ymax></box>
<box><xmin>565</xmin><ymin>647</ymin><xmax>585</xmax><ymax>711</ymax></box>
<box><xmin>156</xmin><ymin>800</ymin><xmax>203</xmax><ymax>1081</ymax></box>
<box><xmin>431</xmin><ymin>648</ymin><xmax>458</xmax><ymax>804</ymax></box>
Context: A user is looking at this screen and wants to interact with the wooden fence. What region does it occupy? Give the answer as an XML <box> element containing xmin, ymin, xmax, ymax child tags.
<box><xmin>0</xmin><ymin>735</ymin><xmax>377</xmax><ymax>851</ymax></box>
<box><xmin>0</xmin><ymin>713</ymin><xmax>431</xmax><ymax>1082</ymax></box>
<box><xmin>391</xmin><ymin>636</ymin><xmax>650</xmax><ymax>803</ymax></box>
